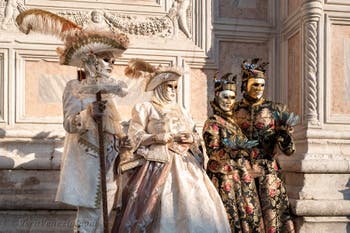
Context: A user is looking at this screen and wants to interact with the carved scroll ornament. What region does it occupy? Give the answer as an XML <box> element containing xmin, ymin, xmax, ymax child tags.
<box><xmin>6</xmin><ymin>0</ymin><xmax>192</xmax><ymax>39</ymax></box>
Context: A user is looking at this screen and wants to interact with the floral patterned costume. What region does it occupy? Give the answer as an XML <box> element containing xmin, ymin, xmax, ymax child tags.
<box><xmin>234</xmin><ymin>97</ymin><xmax>295</xmax><ymax>233</ymax></box>
<box><xmin>203</xmin><ymin>101</ymin><xmax>264</xmax><ymax>233</ymax></box>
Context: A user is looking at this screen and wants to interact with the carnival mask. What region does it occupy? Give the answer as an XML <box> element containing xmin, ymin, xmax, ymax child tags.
<box><xmin>247</xmin><ymin>77</ymin><xmax>265</xmax><ymax>100</ymax></box>
<box><xmin>164</xmin><ymin>80</ymin><xmax>178</xmax><ymax>102</ymax></box>
<box><xmin>96</xmin><ymin>57</ymin><xmax>114</xmax><ymax>79</ymax></box>
<box><xmin>217</xmin><ymin>90</ymin><xmax>236</xmax><ymax>112</ymax></box>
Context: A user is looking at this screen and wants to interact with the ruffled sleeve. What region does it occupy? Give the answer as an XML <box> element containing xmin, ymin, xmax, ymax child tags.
<box><xmin>128</xmin><ymin>102</ymin><xmax>153</xmax><ymax>149</ymax></box>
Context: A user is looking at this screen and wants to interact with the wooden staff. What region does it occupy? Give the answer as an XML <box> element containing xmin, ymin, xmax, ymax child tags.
<box><xmin>96</xmin><ymin>91</ymin><xmax>109</xmax><ymax>233</ymax></box>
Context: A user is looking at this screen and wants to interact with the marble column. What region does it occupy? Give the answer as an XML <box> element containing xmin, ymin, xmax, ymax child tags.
<box><xmin>279</xmin><ymin>0</ymin><xmax>350</xmax><ymax>232</ymax></box>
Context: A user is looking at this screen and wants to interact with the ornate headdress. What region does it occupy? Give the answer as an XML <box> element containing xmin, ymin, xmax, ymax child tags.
<box><xmin>124</xmin><ymin>59</ymin><xmax>183</xmax><ymax>91</ymax></box>
<box><xmin>214</xmin><ymin>72</ymin><xmax>237</xmax><ymax>92</ymax></box>
<box><xmin>241</xmin><ymin>58</ymin><xmax>268</xmax><ymax>82</ymax></box>
<box><xmin>16</xmin><ymin>9</ymin><xmax>129</xmax><ymax>67</ymax></box>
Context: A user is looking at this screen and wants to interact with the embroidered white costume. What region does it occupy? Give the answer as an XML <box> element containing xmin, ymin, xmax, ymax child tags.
<box><xmin>112</xmin><ymin>60</ymin><xmax>231</xmax><ymax>233</ymax></box>
<box><xmin>15</xmin><ymin>8</ymin><xmax>130</xmax><ymax>233</ymax></box>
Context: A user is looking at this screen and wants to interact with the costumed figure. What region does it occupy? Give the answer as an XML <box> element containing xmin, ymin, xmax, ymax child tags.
<box><xmin>234</xmin><ymin>59</ymin><xmax>299</xmax><ymax>233</ymax></box>
<box><xmin>112</xmin><ymin>59</ymin><xmax>231</xmax><ymax>233</ymax></box>
<box><xmin>16</xmin><ymin>8</ymin><xmax>131</xmax><ymax>233</ymax></box>
<box><xmin>202</xmin><ymin>72</ymin><xmax>265</xmax><ymax>232</ymax></box>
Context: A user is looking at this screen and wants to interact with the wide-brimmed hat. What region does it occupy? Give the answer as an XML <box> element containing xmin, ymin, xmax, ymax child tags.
<box><xmin>145</xmin><ymin>68</ymin><xmax>182</xmax><ymax>91</ymax></box>
<box><xmin>56</xmin><ymin>32</ymin><xmax>129</xmax><ymax>67</ymax></box>
<box><xmin>124</xmin><ymin>59</ymin><xmax>183</xmax><ymax>91</ymax></box>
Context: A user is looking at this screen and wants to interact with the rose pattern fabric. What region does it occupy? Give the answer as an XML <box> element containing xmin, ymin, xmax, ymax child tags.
<box><xmin>203</xmin><ymin>109</ymin><xmax>264</xmax><ymax>233</ymax></box>
<box><xmin>234</xmin><ymin>98</ymin><xmax>295</xmax><ymax>233</ymax></box>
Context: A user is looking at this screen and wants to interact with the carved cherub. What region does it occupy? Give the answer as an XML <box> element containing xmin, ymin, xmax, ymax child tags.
<box><xmin>83</xmin><ymin>10</ymin><xmax>110</xmax><ymax>31</ymax></box>
<box><xmin>1</xmin><ymin>0</ymin><xmax>18</xmax><ymax>30</ymax></box>
<box><xmin>174</xmin><ymin>0</ymin><xmax>191</xmax><ymax>38</ymax></box>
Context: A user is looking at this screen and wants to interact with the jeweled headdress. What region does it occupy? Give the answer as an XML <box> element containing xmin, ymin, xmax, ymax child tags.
<box><xmin>124</xmin><ymin>59</ymin><xmax>183</xmax><ymax>91</ymax></box>
<box><xmin>241</xmin><ymin>58</ymin><xmax>269</xmax><ymax>82</ymax></box>
<box><xmin>214</xmin><ymin>72</ymin><xmax>237</xmax><ymax>92</ymax></box>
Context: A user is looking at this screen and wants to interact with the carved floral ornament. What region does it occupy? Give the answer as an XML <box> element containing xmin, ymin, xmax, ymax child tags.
<box><xmin>1</xmin><ymin>0</ymin><xmax>192</xmax><ymax>39</ymax></box>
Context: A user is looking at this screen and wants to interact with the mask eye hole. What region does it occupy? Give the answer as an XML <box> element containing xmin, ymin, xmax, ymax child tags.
<box><xmin>167</xmin><ymin>84</ymin><xmax>178</xmax><ymax>89</ymax></box>
<box><xmin>103</xmin><ymin>58</ymin><xmax>115</xmax><ymax>64</ymax></box>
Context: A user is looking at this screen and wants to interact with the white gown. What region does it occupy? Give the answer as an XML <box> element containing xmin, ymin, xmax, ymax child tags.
<box><xmin>113</xmin><ymin>101</ymin><xmax>231</xmax><ymax>233</ymax></box>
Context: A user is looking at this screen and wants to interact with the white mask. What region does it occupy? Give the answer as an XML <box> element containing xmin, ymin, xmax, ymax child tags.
<box><xmin>217</xmin><ymin>90</ymin><xmax>236</xmax><ymax>112</ymax></box>
<box><xmin>96</xmin><ymin>57</ymin><xmax>113</xmax><ymax>79</ymax></box>
<box><xmin>164</xmin><ymin>80</ymin><xmax>178</xmax><ymax>102</ymax></box>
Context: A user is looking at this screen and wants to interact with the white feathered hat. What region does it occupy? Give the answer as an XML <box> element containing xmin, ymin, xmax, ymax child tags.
<box><xmin>16</xmin><ymin>9</ymin><xmax>129</xmax><ymax>67</ymax></box>
<box><xmin>124</xmin><ymin>59</ymin><xmax>183</xmax><ymax>91</ymax></box>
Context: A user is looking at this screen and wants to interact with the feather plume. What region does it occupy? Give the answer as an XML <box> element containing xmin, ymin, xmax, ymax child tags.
<box><xmin>124</xmin><ymin>59</ymin><xmax>156</xmax><ymax>78</ymax></box>
<box><xmin>16</xmin><ymin>9</ymin><xmax>82</xmax><ymax>41</ymax></box>
<box><xmin>251</xmin><ymin>58</ymin><xmax>260</xmax><ymax>64</ymax></box>
<box><xmin>221</xmin><ymin>72</ymin><xmax>233</xmax><ymax>81</ymax></box>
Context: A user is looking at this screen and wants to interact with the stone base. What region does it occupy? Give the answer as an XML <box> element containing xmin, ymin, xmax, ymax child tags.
<box><xmin>295</xmin><ymin>217</ymin><xmax>350</xmax><ymax>233</ymax></box>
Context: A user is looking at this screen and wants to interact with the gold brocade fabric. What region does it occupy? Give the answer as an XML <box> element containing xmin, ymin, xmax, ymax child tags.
<box><xmin>203</xmin><ymin>101</ymin><xmax>265</xmax><ymax>232</ymax></box>
<box><xmin>234</xmin><ymin>97</ymin><xmax>295</xmax><ymax>233</ymax></box>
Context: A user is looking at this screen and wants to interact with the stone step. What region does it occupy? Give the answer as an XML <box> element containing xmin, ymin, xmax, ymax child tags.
<box><xmin>0</xmin><ymin>210</ymin><xmax>75</xmax><ymax>233</ymax></box>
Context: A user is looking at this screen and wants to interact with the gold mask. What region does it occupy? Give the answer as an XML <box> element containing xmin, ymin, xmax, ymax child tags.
<box><xmin>247</xmin><ymin>78</ymin><xmax>265</xmax><ymax>100</ymax></box>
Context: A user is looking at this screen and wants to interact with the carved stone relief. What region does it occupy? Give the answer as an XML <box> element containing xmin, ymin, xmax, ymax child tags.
<box><xmin>1</xmin><ymin>0</ymin><xmax>192</xmax><ymax>39</ymax></box>
<box><xmin>0</xmin><ymin>0</ymin><xmax>21</xmax><ymax>30</ymax></box>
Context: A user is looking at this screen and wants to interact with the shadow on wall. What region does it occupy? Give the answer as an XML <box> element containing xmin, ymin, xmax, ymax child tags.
<box><xmin>341</xmin><ymin>179</ymin><xmax>350</xmax><ymax>200</ymax></box>
<box><xmin>0</xmin><ymin>128</ymin><xmax>5</xmax><ymax>137</ymax></box>
<box><xmin>0</xmin><ymin>129</ymin><xmax>64</xmax><ymax>170</ymax></box>
<box><xmin>0</xmin><ymin>128</ymin><xmax>15</xmax><ymax>168</ymax></box>
<box><xmin>342</xmin><ymin>179</ymin><xmax>350</xmax><ymax>232</ymax></box>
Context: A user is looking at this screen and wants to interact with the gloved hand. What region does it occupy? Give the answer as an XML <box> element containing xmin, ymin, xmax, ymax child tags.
<box><xmin>120</xmin><ymin>136</ymin><xmax>133</xmax><ymax>151</ymax></box>
<box><xmin>90</xmin><ymin>100</ymin><xmax>107</xmax><ymax>121</ymax></box>
<box><xmin>276</xmin><ymin>129</ymin><xmax>295</xmax><ymax>155</ymax></box>
<box><xmin>152</xmin><ymin>133</ymin><xmax>173</xmax><ymax>144</ymax></box>
<box><xmin>173</xmin><ymin>132</ymin><xmax>194</xmax><ymax>144</ymax></box>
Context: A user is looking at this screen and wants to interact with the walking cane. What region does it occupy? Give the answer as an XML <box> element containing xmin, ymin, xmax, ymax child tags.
<box><xmin>95</xmin><ymin>90</ymin><xmax>109</xmax><ymax>233</ymax></box>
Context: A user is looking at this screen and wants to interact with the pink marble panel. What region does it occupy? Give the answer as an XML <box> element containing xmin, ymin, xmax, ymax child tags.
<box><xmin>219</xmin><ymin>0</ymin><xmax>267</xmax><ymax>21</ymax></box>
<box><xmin>110</xmin><ymin>65</ymin><xmax>153</xmax><ymax>122</ymax></box>
<box><xmin>24</xmin><ymin>62</ymin><xmax>150</xmax><ymax>123</ymax></box>
<box><xmin>331</xmin><ymin>25</ymin><xmax>350</xmax><ymax>115</ymax></box>
<box><xmin>288</xmin><ymin>32</ymin><xmax>302</xmax><ymax>116</ymax></box>
<box><xmin>218</xmin><ymin>41</ymin><xmax>269</xmax><ymax>98</ymax></box>
<box><xmin>288</xmin><ymin>0</ymin><xmax>301</xmax><ymax>16</ymax></box>
<box><xmin>25</xmin><ymin>60</ymin><xmax>75</xmax><ymax>118</ymax></box>
<box><xmin>190</xmin><ymin>69</ymin><xmax>216</xmax><ymax>124</ymax></box>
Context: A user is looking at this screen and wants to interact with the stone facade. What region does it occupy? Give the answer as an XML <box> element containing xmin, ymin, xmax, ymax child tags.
<box><xmin>0</xmin><ymin>0</ymin><xmax>349</xmax><ymax>232</ymax></box>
